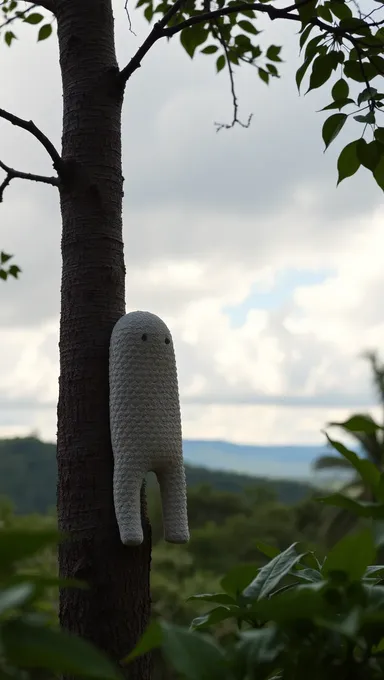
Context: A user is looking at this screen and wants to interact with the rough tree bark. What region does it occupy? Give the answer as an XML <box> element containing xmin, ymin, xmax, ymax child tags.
<box><xmin>55</xmin><ymin>0</ymin><xmax>151</xmax><ymax>676</ymax></box>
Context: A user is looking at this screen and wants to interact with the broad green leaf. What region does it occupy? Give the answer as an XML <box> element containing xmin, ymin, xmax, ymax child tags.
<box><xmin>37</xmin><ymin>23</ymin><xmax>52</xmax><ymax>41</ymax></box>
<box><xmin>258</xmin><ymin>68</ymin><xmax>269</xmax><ymax>84</ymax></box>
<box><xmin>237</xmin><ymin>20</ymin><xmax>258</xmax><ymax>35</ymax></box>
<box><xmin>266</xmin><ymin>45</ymin><xmax>282</xmax><ymax>62</ymax></box>
<box><xmin>249</xmin><ymin>582</ymin><xmax>327</xmax><ymax>622</ymax></box>
<box><xmin>0</xmin><ymin>583</ymin><xmax>35</xmax><ymax>615</ymax></box>
<box><xmin>322</xmin><ymin>113</ymin><xmax>347</xmax><ymax>150</ymax></box>
<box><xmin>190</xmin><ymin>606</ymin><xmax>236</xmax><ymax>630</ymax></box>
<box><xmin>256</xmin><ymin>542</ymin><xmax>280</xmax><ymax>560</ymax></box>
<box><xmin>344</xmin><ymin>59</ymin><xmax>375</xmax><ymax>82</ymax></box>
<box><xmin>374</xmin><ymin>155</ymin><xmax>384</xmax><ymax>191</ymax></box>
<box><xmin>23</xmin><ymin>12</ymin><xmax>43</xmax><ymax>24</ymax></box>
<box><xmin>2</xmin><ymin>620</ymin><xmax>122</xmax><ymax>679</ymax></box>
<box><xmin>161</xmin><ymin>622</ymin><xmax>229</xmax><ymax>680</ymax></box>
<box><xmin>299</xmin><ymin>24</ymin><xmax>313</xmax><ymax>51</ymax></box>
<box><xmin>236</xmin><ymin>625</ymin><xmax>284</xmax><ymax>666</ymax></box>
<box><xmin>323</xmin><ymin>529</ymin><xmax>376</xmax><ymax>581</ymax></box>
<box><xmin>329</xmin><ymin>0</ymin><xmax>352</xmax><ymax>21</ymax></box>
<box><xmin>315</xmin><ymin>608</ymin><xmax>360</xmax><ymax>638</ymax></box>
<box><xmin>243</xmin><ymin>543</ymin><xmax>305</xmax><ymax>600</ymax></box>
<box><xmin>354</xmin><ymin>112</ymin><xmax>375</xmax><ymax>124</ymax></box>
<box><xmin>180</xmin><ymin>25</ymin><xmax>208</xmax><ymax>59</ymax></box>
<box><xmin>318</xmin><ymin>493</ymin><xmax>371</xmax><ymax>516</ymax></box>
<box><xmin>324</xmin><ymin>433</ymin><xmax>381</xmax><ymax>488</ymax></box>
<box><xmin>296</xmin><ymin>0</ymin><xmax>317</xmax><ymax>26</ymax></box>
<box><xmin>221</xmin><ymin>563</ymin><xmax>259</xmax><ymax>597</ymax></box>
<box><xmin>332</xmin><ymin>78</ymin><xmax>349</xmax><ymax>100</ymax></box>
<box><xmin>122</xmin><ymin>620</ymin><xmax>162</xmax><ymax>663</ymax></box>
<box><xmin>330</xmin><ymin>414</ymin><xmax>382</xmax><ymax>434</ymax></box>
<box><xmin>201</xmin><ymin>45</ymin><xmax>218</xmax><ymax>54</ymax></box>
<box><xmin>187</xmin><ymin>592</ymin><xmax>236</xmax><ymax>605</ymax></box>
<box><xmin>358</xmin><ymin>86</ymin><xmax>378</xmax><ymax>106</ymax></box>
<box><xmin>320</xmin><ymin>98</ymin><xmax>354</xmax><ymax>111</ymax></box>
<box><xmin>357</xmin><ymin>139</ymin><xmax>381</xmax><ymax>171</ymax></box>
<box><xmin>4</xmin><ymin>31</ymin><xmax>16</xmax><ymax>46</ymax></box>
<box><xmin>337</xmin><ymin>139</ymin><xmax>361</xmax><ymax>184</ymax></box>
<box><xmin>295</xmin><ymin>567</ymin><xmax>323</xmax><ymax>582</ymax></box>
<box><xmin>216</xmin><ymin>54</ymin><xmax>225</xmax><ymax>73</ymax></box>
<box><xmin>308</xmin><ymin>53</ymin><xmax>335</xmax><ymax>92</ymax></box>
<box><xmin>375</xmin><ymin>127</ymin><xmax>384</xmax><ymax>145</ymax></box>
<box><xmin>317</xmin><ymin>4</ymin><xmax>332</xmax><ymax>22</ymax></box>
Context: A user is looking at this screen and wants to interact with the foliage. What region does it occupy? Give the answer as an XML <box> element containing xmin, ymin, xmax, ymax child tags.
<box><xmin>314</xmin><ymin>351</ymin><xmax>384</xmax><ymax>541</ymax></box>
<box><xmin>0</xmin><ymin>252</ymin><xmax>20</xmax><ymax>281</ymax></box>
<box><xmin>126</xmin><ymin>447</ymin><xmax>384</xmax><ymax>680</ymax></box>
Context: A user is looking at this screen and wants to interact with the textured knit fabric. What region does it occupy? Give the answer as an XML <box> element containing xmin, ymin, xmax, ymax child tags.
<box><xmin>109</xmin><ymin>310</ymin><xmax>190</xmax><ymax>546</ymax></box>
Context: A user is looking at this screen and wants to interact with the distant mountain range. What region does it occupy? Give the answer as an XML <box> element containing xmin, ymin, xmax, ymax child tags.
<box><xmin>183</xmin><ymin>440</ymin><xmax>329</xmax><ymax>479</ymax></box>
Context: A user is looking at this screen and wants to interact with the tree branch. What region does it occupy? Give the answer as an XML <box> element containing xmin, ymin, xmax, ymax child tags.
<box><xmin>119</xmin><ymin>0</ymin><xmax>349</xmax><ymax>85</ymax></box>
<box><xmin>0</xmin><ymin>0</ymin><xmax>55</xmax><ymax>30</ymax></box>
<box><xmin>119</xmin><ymin>0</ymin><xmax>185</xmax><ymax>83</ymax></box>
<box><xmin>0</xmin><ymin>107</ymin><xmax>63</xmax><ymax>175</ymax></box>
<box><xmin>0</xmin><ymin>159</ymin><xmax>59</xmax><ymax>202</ymax></box>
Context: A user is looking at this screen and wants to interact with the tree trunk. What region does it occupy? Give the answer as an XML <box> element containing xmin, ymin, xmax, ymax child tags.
<box><xmin>55</xmin><ymin>0</ymin><xmax>151</xmax><ymax>677</ymax></box>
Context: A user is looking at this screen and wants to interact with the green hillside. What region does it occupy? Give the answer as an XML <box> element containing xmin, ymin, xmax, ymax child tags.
<box><xmin>0</xmin><ymin>436</ymin><xmax>315</xmax><ymax>514</ymax></box>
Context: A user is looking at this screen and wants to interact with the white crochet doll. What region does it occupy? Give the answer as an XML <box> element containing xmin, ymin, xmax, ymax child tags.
<box><xmin>109</xmin><ymin>310</ymin><xmax>190</xmax><ymax>546</ymax></box>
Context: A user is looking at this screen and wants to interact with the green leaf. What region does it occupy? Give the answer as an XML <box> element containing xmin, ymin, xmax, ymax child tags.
<box><xmin>0</xmin><ymin>583</ymin><xmax>35</xmax><ymax>615</ymax></box>
<box><xmin>321</xmin><ymin>98</ymin><xmax>354</xmax><ymax>111</ymax></box>
<box><xmin>317</xmin><ymin>4</ymin><xmax>332</xmax><ymax>22</ymax></box>
<box><xmin>0</xmin><ymin>270</ymin><xmax>8</xmax><ymax>281</ymax></box>
<box><xmin>323</xmin><ymin>529</ymin><xmax>376</xmax><ymax>581</ymax></box>
<box><xmin>180</xmin><ymin>25</ymin><xmax>208</xmax><ymax>59</ymax></box>
<box><xmin>258</xmin><ymin>68</ymin><xmax>269</xmax><ymax>84</ymax></box>
<box><xmin>236</xmin><ymin>625</ymin><xmax>284</xmax><ymax>667</ymax></box>
<box><xmin>201</xmin><ymin>45</ymin><xmax>218</xmax><ymax>54</ymax></box>
<box><xmin>308</xmin><ymin>53</ymin><xmax>335</xmax><ymax>92</ymax></box>
<box><xmin>0</xmin><ymin>252</ymin><xmax>12</xmax><ymax>264</ymax></box>
<box><xmin>344</xmin><ymin>59</ymin><xmax>375</xmax><ymax>83</ymax></box>
<box><xmin>2</xmin><ymin>620</ymin><xmax>122</xmax><ymax>679</ymax></box>
<box><xmin>358</xmin><ymin>86</ymin><xmax>377</xmax><ymax>106</ymax></box>
<box><xmin>332</xmin><ymin>78</ymin><xmax>349</xmax><ymax>100</ymax></box>
<box><xmin>330</xmin><ymin>414</ymin><xmax>382</xmax><ymax>434</ymax></box>
<box><xmin>237</xmin><ymin>20</ymin><xmax>258</xmax><ymax>35</ymax></box>
<box><xmin>374</xmin><ymin>154</ymin><xmax>384</xmax><ymax>191</ymax></box>
<box><xmin>4</xmin><ymin>31</ymin><xmax>16</xmax><ymax>46</ymax></box>
<box><xmin>122</xmin><ymin>620</ymin><xmax>162</xmax><ymax>663</ymax></box>
<box><xmin>266</xmin><ymin>45</ymin><xmax>282</xmax><ymax>62</ymax></box>
<box><xmin>318</xmin><ymin>493</ymin><xmax>371</xmax><ymax>517</ymax></box>
<box><xmin>324</xmin><ymin>433</ymin><xmax>381</xmax><ymax>488</ymax></box>
<box><xmin>243</xmin><ymin>543</ymin><xmax>305</xmax><ymax>600</ymax></box>
<box><xmin>249</xmin><ymin>582</ymin><xmax>327</xmax><ymax>622</ymax></box>
<box><xmin>357</xmin><ymin>139</ymin><xmax>381</xmax><ymax>171</ymax></box>
<box><xmin>354</xmin><ymin>112</ymin><xmax>375</xmax><ymax>125</ymax></box>
<box><xmin>375</xmin><ymin>127</ymin><xmax>384</xmax><ymax>145</ymax></box>
<box><xmin>161</xmin><ymin>622</ymin><xmax>228</xmax><ymax>680</ymax></box>
<box><xmin>8</xmin><ymin>264</ymin><xmax>21</xmax><ymax>279</ymax></box>
<box><xmin>337</xmin><ymin>139</ymin><xmax>361</xmax><ymax>184</ymax></box>
<box><xmin>221</xmin><ymin>563</ymin><xmax>259</xmax><ymax>597</ymax></box>
<box><xmin>216</xmin><ymin>54</ymin><xmax>225</xmax><ymax>72</ymax></box>
<box><xmin>190</xmin><ymin>606</ymin><xmax>236</xmax><ymax>630</ymax></box>
<box><xmin>299</xmin><ymin>24</ymin><xmax>313</xmax><ymax>51</ymax></box>
<box><xmin>37</xmin><ymin>23</ymin><xmax>52</xmax><ymax>41</ymax></box>
<box><xmin>322</xmin><ymin>113</ymin><xmax>347</xmax><ymax>150</ymax></box>
<box><xmin>23</xmin><ymin>12</ymin><xmax>43</xmax><ymax>23</ymax></box>
<box><xmin>329</xmin><ymin>0</ymin><xmax>352</xmax><ymax>21</ymax></box>
<box><xmin>187</xmin><ymin>592</ymin><xmax>236</xmax><ymax>605</ymax></box>
<box><xmin>256</xmin><ymin>542</ymin><xmax>281</xmax><ymax>560</ymax></box>
<box><xmin>296</xmin><ymin>0</ymin><xmax>317</xmax><ymax>26</ymax></box>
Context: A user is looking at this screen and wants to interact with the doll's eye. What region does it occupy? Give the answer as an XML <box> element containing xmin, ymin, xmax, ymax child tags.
<box><xmin>141</xmin><ymin>333</ymin><xmax>148</xmax><ymax>341</ymax></box>
<box><xmin>165</xmin><ymin>337</ymin><xmax>170</xmax><ymax>345</ymax></box>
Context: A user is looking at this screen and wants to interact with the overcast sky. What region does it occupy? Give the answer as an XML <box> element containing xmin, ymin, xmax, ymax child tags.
<box><xmin>0</xmin><ymin>0</ymin><xmax>383</xmax><ymax>447</ymax></box>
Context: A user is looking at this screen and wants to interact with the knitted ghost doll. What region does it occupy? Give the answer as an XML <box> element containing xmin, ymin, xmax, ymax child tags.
<box><xmin>109</xmin><ymin>310</ymin><xmax>190</xmax><ymax>546</ymax></box>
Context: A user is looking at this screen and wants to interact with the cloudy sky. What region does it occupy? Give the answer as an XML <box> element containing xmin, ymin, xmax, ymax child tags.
<box><xmin>0</xmin><ymin>0</ymin><xmax>383</xmax><ymax>449</ymax></box>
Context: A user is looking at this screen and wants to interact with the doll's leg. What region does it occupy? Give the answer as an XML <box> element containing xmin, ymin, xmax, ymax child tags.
<box><xmin>113</xmin><ymin>457</ymin><xmax>145</xmax><ymax>546</ymax></box>
<box><xmin>157</xmin><ymin>463</ymin><xmax>189</xmax><ymax>544</ymax></box>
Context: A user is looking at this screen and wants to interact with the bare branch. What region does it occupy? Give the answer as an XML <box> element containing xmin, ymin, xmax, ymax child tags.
<box><xmin>124</xmin><ymin>0</ymin><xmax>136</xmax><ymax>35</ymax></box>
<box><xmin>212</xmin><ymin>20</ymin><xmax>252</xmax><ymax>131</ymax></box>
<box><xmin>0</xmin><ymin>159</ymin><xmax>59</xmax><ymax>202</ymax></box>
<box><xmin>0</xmin><ymin>0</ymin><xmax>55</xmax><ymax>30</ymax></box>
<box><xmin>0</xmin><ymin>107</ymin><xmax>63</xmax><ymax>175</ymax></box>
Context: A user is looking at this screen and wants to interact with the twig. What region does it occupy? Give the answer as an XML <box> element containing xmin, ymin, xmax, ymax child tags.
<box><xmin>212</xmin><ymin>20</ymin><xmax>252</xmax><ymax>131</ymax></box>
<box><xmin>124</xmin><ymin>0</ymin><xmax>136</xmax><ymax>35</ymax></box>
<box><xmin>0</xmin><ymin>108</ymin><xmax>63</xmax><ymax>174</ymax></box>
<box><xmin>0</xmin><ymin>159</ymin><xmax>59</xmax><ymax>202</ymax></box>
<box><xmin>0</xmin><ymin>0</ymin><xmax>54</xmax><ymax>27</ymax></box>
